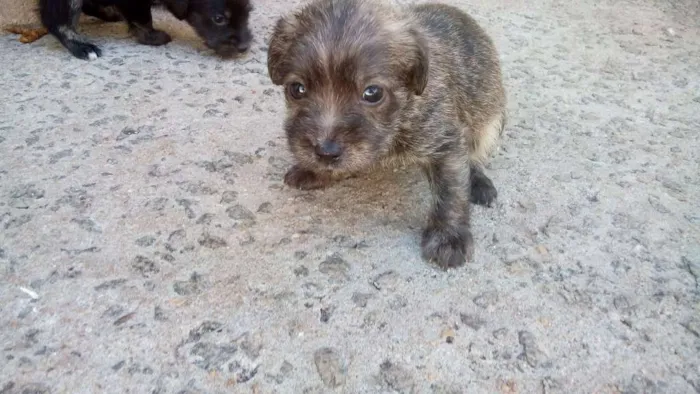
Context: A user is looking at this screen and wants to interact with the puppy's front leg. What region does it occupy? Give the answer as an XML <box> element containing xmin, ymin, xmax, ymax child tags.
<box><xmin>421</xmin><ymin>152</ymin><xmax>474</xmax><ymax>269</ymax></box>
<box><xmin>284</xmin><ymin>165</ymin><xmax>332</xmax><ymax>190</ymax></box>
<box><xmin>116</xmin><ymin>2</ymin><xmax>171</xmax><ymax>46</ymax></box>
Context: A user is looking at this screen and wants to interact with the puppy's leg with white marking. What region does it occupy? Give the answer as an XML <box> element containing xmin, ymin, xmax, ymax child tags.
<box><xmin>40</xmin><ymin>0</ymin><xmax>102</xmax><ymax>60</ymax></box>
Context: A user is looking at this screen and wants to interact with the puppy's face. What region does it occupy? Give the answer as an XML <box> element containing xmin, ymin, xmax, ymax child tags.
<box><xmin>164</xmin><ymin>0</ymin><xmax>253</xmax><ymax>56</ymax></box>
<box><xmin>278</xmin><ymin>53</ymin><xmax>405</xmax><ymax>173</ymax></box>
<box><xmin>267</xmin><ymin>0</ymin><xmax>428</xmax><ymax>173</ymax></box>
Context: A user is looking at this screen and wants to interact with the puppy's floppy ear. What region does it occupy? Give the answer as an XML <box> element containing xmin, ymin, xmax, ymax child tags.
<box><xmin>163</xmin><ymin>0</ymin><xmax>189</xmax><ymax>20</ymax></box>
<box><xmin>267</xmin><ymin>15</ymin><xmax>297</xmax><ymax>85</ymax></box>
<box><xmin>406</xmin><ymin>28</ymin><xmax>429</xmax><ymax>95</ymax></box>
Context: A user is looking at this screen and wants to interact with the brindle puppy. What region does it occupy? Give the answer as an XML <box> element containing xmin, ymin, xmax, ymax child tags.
<box><xmin>267</xmin><ymin>0</ymin><xmax>507</xmax><ymax>269</ymax></box>
<box><xmin>39</xmin><ymin>0</ymin><xmax>253</xmax><ymax>60</ymax></box>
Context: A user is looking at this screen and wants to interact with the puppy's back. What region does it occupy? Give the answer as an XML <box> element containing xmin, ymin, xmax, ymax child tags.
<box><xmin>409</xmin><ymin>4</ymin><xmax>506</xmax><ymax>161</ymax></box>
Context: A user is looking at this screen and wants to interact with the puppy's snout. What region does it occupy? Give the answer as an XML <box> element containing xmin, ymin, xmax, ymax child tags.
<box><xmin>314</xmin><ymin>140</ymin><xmax>343</xmax><ymax>162</ymax></box>
<box><xmin>233</xmin><ymin>29</ymin><xmax>252</xmax><ymax>52</ymax></box>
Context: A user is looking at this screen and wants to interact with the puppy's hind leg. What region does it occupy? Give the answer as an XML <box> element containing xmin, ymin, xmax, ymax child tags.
<box><xmin>116</xmin><ymin>2</ymin><xmax>171</xmax><ymax>46</ymax></box>
<box><xmin>39</xmin><ymin>0</ymin><xmax>102</xmax><ymax>60</ymax></box>
<box><xmin>468</xmin><ymin>111</ymin><xmax>506</xmax><ymax>207</ymax></box>
<box><xmin>82</xmin><ymin>2</ymin><xmax>123</xmax><ymax>22</ymax></box>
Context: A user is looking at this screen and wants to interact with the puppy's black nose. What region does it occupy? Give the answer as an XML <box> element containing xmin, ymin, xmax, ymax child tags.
<box><xmin>315</xmin><ymin>140</ymin><xmax>343</xmax><ymax>162</ymax></box>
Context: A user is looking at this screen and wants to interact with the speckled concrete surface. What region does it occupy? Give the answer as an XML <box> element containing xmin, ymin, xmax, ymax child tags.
<box><xmin>1</xmin><ymin>0</ymin><xmax>699</xmax><ymax>393</ymax></box>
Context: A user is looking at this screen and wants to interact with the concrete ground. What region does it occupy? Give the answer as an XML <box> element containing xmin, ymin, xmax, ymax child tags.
<box><xmin>1</xmin><ymin>0</ymin><xmax>699</xmax><ymax>393</ymax></box>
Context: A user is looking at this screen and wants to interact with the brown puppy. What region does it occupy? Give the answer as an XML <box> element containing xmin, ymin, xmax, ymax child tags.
<box><xmin>267</xmin><ymin>0</ymin><xmax>507</xmax><ymax>269</ymax></box>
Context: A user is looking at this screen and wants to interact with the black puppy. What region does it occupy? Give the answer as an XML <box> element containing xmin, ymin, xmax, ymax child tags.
<box><xmin>39</xmin><ymin>0</ymin><xmax>253</xmax><ymax>60</ymax></box>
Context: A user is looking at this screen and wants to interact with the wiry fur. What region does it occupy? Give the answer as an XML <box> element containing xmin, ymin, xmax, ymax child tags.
<box><xmin>267</xmin><ymin>0</ymin><xmax>507</xmax><ymax>269</ymax></box>
<box><xmin>39</xmin><ymin>0</ymin><xmax>253</xmax><ymax>60</ymax></box>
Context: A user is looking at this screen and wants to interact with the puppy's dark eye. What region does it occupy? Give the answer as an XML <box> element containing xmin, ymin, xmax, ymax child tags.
<box><xmin>212</xmin><ymin>14</ymin><xmax>227</xmax><ymax>26</ymax></box>
<box><xmin>288</xmin><ymin>83</ymin><xmax>306</xmax><ymax>99</ymax></box>
<box><xmin>362</xmin><ymin>85</ymin><xmax>383</xmax><ymax>104</ymax></box>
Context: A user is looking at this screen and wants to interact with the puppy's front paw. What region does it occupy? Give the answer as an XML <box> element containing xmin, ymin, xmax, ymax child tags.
<box><xmin>284</xmin><ymin>165</ymin><xmax>331</xmax><ymax>190</ymax></box>
<box><xmin>66</xmin><ymin>41</ymin><xmax>102</xmax><ymax>60</ymax></box>
<box><xmin>136</xmin><ymin>29</ymin><xmax>172</xmax><ymax>46</ymax></box>
<box><xmin>421</xmin><ymin>226</ymin><xmax>474</xmax><ymax>269</ymax></box>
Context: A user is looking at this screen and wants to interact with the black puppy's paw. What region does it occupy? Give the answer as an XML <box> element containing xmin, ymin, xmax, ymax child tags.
<box><xmin>470</xmin><ymin>167</ymin><xmax>498</xmax><ymax>207</ymax></box>
<box><xmin>135</xmin><ymin>29</ymin><xmax>172</xmax><ymax>46</ymax></box>
<box><xmin>421</xmin><ymin>226</ymin><xmax>474</xmax><ymax>269</ymax></box>
<box><xmin>66</xmin><ymin>41</ymin><xmax>102</xmax><ymax>60</ymax></box>
<box><xmin>284</xmin><ymin>165</ymin><xmax>331</xmax><ymax>190</ymax></box>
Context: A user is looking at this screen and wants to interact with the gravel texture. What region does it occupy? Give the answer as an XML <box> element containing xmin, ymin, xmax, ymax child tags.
<box><xmin>1</xmin><ymin>0</ymin><xmax>699</xmax><ymax>392</ymax></box>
